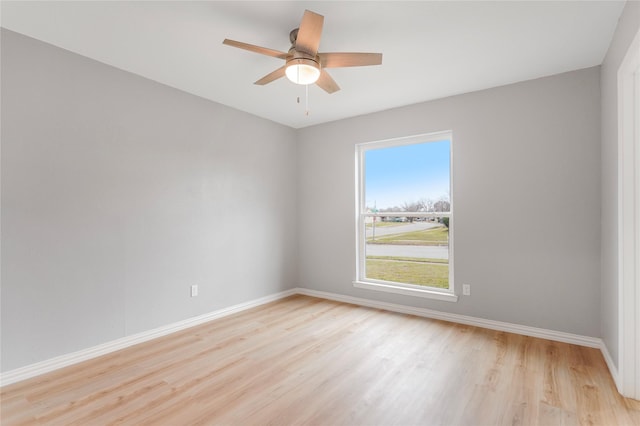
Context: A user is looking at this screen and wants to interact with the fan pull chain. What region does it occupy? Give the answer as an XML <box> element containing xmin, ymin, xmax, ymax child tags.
<box><xmin>295</xmin><ymin>87</ymin><xmax>310</xmax><ymax>116</ymax></box>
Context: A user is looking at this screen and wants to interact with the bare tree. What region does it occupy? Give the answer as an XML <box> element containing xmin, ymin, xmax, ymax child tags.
<box><xmin>434</xmin><ymin>195</ymin><xmax>450</xmax><ymax>213</ymax></box>
<box><xmin>402</xmin><ymin>201</ymin><xmax>422</xmax><ymax>223</ymax></box>
<box><xmin>419</xmin><ymin>198</ymin><xmax>434</xmax><ymax>213</ymax></box>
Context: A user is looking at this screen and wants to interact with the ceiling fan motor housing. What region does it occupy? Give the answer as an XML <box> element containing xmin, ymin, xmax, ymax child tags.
<box><xmin>287</xmin><ymin>28</ymin><xmax>320</xmax><ymax>67</ymax></box>
<box><xmin>286</xmin><ymin>49</ymin><xmax>320</xmax><ymax>69</ymax></box>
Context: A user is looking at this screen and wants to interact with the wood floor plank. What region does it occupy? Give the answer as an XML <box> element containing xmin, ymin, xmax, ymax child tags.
<box><xmin>1</xmin><ymin>295</ymin><xmax>638</xmax><ymax>425</ymax></box>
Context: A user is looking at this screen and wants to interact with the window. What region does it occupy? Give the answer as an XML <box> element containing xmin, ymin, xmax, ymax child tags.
<box><xmin>354</xmin><ymin>131</ymin><xmax>456</xmax><ymax>302</ymax></box>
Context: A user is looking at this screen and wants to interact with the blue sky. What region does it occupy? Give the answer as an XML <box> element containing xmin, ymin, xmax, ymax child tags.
<box><xmin>365</xmin><ymin>140</ymin><xmax>450</xmax><ymax>209</ymax></box>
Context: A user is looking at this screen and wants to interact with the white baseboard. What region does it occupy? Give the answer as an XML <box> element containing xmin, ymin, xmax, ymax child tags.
<box><xmin>0</xmin><ymin>286</ymin><xmax>613</xmax><ymax>388</ymax></box>
<box><xmin>599</xmin><ymin>340</ymin><xmax>621</xmax><ymax>391</ymax></box>
<box><xmin>296</xmin><ymin>288</ymin><xmax>602</xmax><ymax>348</ymax></box>
<box><xmin>0</xmin><ymin>289</ymin><xmax>297</xmax><ymax>387</ymax></box>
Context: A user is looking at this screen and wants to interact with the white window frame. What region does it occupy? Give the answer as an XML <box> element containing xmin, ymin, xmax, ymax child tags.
<box><xmin>354</xmin><ymin>131</ymin><xmax>457</xmax><ymax>302</ymax></box>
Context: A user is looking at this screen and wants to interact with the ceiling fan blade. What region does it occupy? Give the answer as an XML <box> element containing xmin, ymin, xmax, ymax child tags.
<box><xmin>254</xmin><ymin>66</ymin><xmax>286</xmax><ymax>85</ymax></box>
<box><xmin>316</xmin><ymin>70</ymin><xmax>340</xmax><ymax>94</ymax></box>
<box><xmin>295</xmin><ymin>10</ymin><xmax>324</xmax><ymax>56</ymax></box>
<box><xmin>319</xmin><ymin>52</ymin><xmax>383</xmax><ymax>68</ymax></box>
<box><xmin>223</xmin><ymin>39</ymin><xmax>287</xmax><ymax>59</ymax></box>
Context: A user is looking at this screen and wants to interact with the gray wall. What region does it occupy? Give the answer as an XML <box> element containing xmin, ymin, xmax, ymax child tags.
<box><xmin>297</xmin><ymin>67</ymin><xmax>602</xmax><ymax>337</ymax></box>
<box><xmin>600</xmin><ymin>1</ymin><xmax>640</xmax><ymax>369</ymax></box>
<box><xmin>1</xmin><ymin>29</ymin><xmax>298</xmax><ymax>372</ymax></box>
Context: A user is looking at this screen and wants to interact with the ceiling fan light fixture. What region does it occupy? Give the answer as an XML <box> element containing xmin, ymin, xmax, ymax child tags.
<box><xmin>285</xmin><ymin>58</ymin><xmax>320</xmax><ymax>85</ymax></box>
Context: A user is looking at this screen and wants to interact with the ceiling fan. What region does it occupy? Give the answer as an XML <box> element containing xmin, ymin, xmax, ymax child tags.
<box><xmin>223</xmin><ymin>10</ymin><xmax>382</xmax><ymax>94</ymax></box>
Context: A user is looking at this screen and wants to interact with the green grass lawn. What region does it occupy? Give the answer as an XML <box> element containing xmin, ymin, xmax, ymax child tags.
<box><xmin>366</xmin><ymin>257</ymin><xmax>448</xmax><ymax>288</ymax></box>
<box><xmin>368</xmin><ymin>225</ymin><xmax>449</xmax><ymax>246</ymax></box>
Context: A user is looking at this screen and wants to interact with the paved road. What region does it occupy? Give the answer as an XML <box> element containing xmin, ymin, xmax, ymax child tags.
<box><xmin>366</xmin><ymin>243</ymin><xmax>449</xmax><ymax>259</ymax></box>
<box><xmin>366</xmin><ymin>221</ymin><xmax>439</xmax><ymax>238</ymax></box>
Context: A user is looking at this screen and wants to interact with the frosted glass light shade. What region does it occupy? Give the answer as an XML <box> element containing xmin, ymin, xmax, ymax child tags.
<box><xmin>285</xmin><ymin>59</ymin><xmax>320</xmax><ymax>85</ymax></box>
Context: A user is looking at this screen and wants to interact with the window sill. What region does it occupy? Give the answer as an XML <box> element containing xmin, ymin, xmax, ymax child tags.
<box><xmin>352</xmin><ymin>280</ymin><xmax>459</xmax><ymax>302</ymax></box>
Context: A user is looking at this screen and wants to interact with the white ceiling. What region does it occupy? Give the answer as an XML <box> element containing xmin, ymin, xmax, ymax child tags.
<box><xmin>1</xmin><ymin>1</ymin><xmax>625</xmax><ymax>129</ymax></box>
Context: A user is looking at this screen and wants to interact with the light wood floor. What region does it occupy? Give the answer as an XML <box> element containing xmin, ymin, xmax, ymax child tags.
<box><xmin>1</xmin><ymin>295</ymin><xmax>639</xmax><ymax>425</ymax></box>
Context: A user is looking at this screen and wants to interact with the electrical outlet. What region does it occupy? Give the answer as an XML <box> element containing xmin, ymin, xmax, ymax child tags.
<box><xmin>462</xmin><ymin>284</ymin><xmax>471</xmax><ymax>296</ymax></box>
<box><xmin>191</xmin><ymin>284</ymin><xmax>198</xmax><ymax>297</ymax></box>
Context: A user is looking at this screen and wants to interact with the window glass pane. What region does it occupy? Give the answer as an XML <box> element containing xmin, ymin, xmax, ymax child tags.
<box><xmin>364</xmin><ymin>140</ymin><xmax>450</xmax><ymax>212</ymax></box>
<box><xmin>365</xmin><ymin>215</ymin><xmax>449</xmax><ymax>288</ymax></box>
